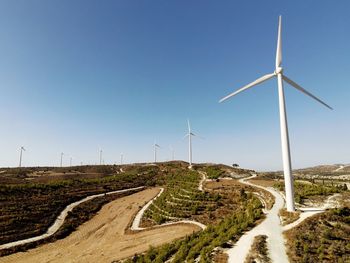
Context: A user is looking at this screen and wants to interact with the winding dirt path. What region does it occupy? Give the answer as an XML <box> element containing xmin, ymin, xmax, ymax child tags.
<box><xmin>0</xmin><ymin>186</ymin><xmax>145</xmax><ymax>251</ymax></box>
<box><xmin>0</xmin><ymin>188</ymin><xmax>201</xmax><ymax>263</ymax></box>
<box><xmin>131</xmin><ymin>188</ymin><xmax>164</xmax><ymax>230</ymax></box>
<box><xmin>226</xmin><ymin>175</ymin><xmax>289</xmax><ymax>263</ymax></box>
<box><xmin>198</xmin><ymin>171</ymin><xmax>207</xmax><ymax>191</ymax></box>
<box><xmin>226</xmin><ymin>175</ymin><xmax>339</xmax><ymax>263</ymax></box>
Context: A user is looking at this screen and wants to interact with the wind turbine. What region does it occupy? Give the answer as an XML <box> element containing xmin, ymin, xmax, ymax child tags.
<box><xmin>219</xmin><ymin>16</ymin><xmax>332</xmax><ymax>212</ymax></box>
<box><xmin>120</xmin><ymin>153</ymin><xmax>124</xmax><ymax>165</ymax></box>
<box><xmin>154</xmin><ymin>141</ymin><xmax>160</xmax><ymax>163</ymax></box>
<box><xmin>60</xmin><ymin>152</ymin><xmax>64</xmax><ymax>167</ymax></box>
<box><xmin>70</xmin><ymin>156</ymin><xmax>73</xmax><ymax>167</ymax></box>
<box><xmin>99</xmin><ymin>149</ymin><xmax>102</xmax><ymax>165</ymax></box>
<box><xmin>184</xmin><ymin>120</ymin><xmax>200</xmax><ymax>168</ymax></box>
<box><xmin>19</xmin><ymin>146</ymin><xmax>26</xmax><ymax>168</ymax></box>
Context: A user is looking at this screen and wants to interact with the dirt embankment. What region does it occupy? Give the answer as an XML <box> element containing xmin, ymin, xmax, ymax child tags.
<box><xmin>0</xmin><ymin>188</ymin><xmax>200</xmax><ymax>263</ymax></box>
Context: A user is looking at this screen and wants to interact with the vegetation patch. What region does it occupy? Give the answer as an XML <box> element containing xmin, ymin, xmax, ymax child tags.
<box><xmin>285</xmin><ymin>207</ymin><xmax>350</xmax><ymax>263</ymax></box>
<box><xmin>279</xmin><ymin>208</ymin><xmax>300</xmax><ymax>226</ymax></box>
<box><xmin>121</xmin><ymin>195</ymin><xmax>263</xmax><ymax>263</ymax></box>
<box><xmin>202</xmin><ymin>166</ymin><xmax>225</xmax><ymax>180</ymax></box>
<box><xmin>274</xmin><ymin>181</ymin><xmax>346</xmax><ymax>204</ymax></box>
<box><xmin>142</xmin><ymin>169</ymin><xmax>222</xmax><ymax>226</ymax></box>
<box><xmin>194</xmin><ymin>164</ymin><xmax>253</xmax><ymax>180</ymax></box>
<box><xmin>244</xmin><ymin>235</ymin><xmax>270</xmax><ymax>263</ymax></box>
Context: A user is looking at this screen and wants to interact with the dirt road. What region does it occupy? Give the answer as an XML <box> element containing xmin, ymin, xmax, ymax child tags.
<box><xmin>0</xmin><ymin>186</ymin><xmax>145</xmax><ymax>250</ymax></box>
<box><xmin>227</xmin><ymin>175</ymin><xmax>289</xmax><ymax>263</ymax></box>
<box><xmin>0</xmin><ymin>188</ymin><xmax>200</xmax><ymax>263</ymax></box>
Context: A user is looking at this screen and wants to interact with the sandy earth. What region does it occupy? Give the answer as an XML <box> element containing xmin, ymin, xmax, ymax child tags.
<box><xmin>131</xmin><ymin>188</ymin><xmax>164</xmax><ymax>230</ymax></box>
<box><xmin>0</xmin><ymin>188</ymin><xmax>200</xmax><ymax>263</ymax></box>
<box><xmin>0</xmin><ymin>186</ymin><xmax>145</xmax><ymax>250</ymax></box>
<box><xmin>198</xmin><ymin>171</ymin><xmax>207</xmax><ymax>191</ymax></box>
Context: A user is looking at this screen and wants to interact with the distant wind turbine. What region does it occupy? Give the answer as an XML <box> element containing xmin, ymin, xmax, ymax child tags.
<box><xmin>184</xmin><ymin>120</ymin><xmax>200</xmax><ymax>168</ymax></box>
<box><xmin>19</xmin><ymin>146</ymin><xmax>26</xmax><ymax>168</ymax></box>
<box><xmin>120</xmin><ymin>153</ymin><xmax>124</xmax><ymax>165</ymax></box>
<box><xmin>60</xmin><ymin>152</ymin><xmax>64</xmax><ymax>167</ymax></box>
<box><xmin>219</xmin><ymin>16</ymin><xmax>332</xmax><ymax>212</ymax></box>
<box><xmin>99</xmin><ymin>149</ymin><xmax>102</xmax><ymax>165</ymax></box>
<box><xmin>70</xmin><ymin>156</ymin><xmax>73</xmax><ymax>167</ymax></box>
<box><xmin>154</xmin><ymin>141</ymin><xmax>160</xmax><ymax>163</ymax></box>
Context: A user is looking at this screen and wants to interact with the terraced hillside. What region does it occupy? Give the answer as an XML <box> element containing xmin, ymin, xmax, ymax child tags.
<box><xmin>124</xmin><ymin>185</ymin><xmax>263</xmax><ymax>263</ymax></box>
<box><xmin>122</xmin><ymin>166</ymin><xmax>270</xmax><ymax>262</ymax></box>
<box><xmin>0</xmin><ymin>162</ymin><xmax>265</xmax><ymax>262</ymax></box>
<box><xmin>142</xmin><ymin>169</ymin><xmax>221</xmax><ymax>226</ymax></box>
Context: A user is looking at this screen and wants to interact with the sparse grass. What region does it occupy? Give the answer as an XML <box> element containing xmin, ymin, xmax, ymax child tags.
<box><xmin>245</xmin><ymin>235</ymin><xmax>270</xmax><ymax>263</ymax></box>
<box><xmin>212</xmin><ymin>249</ymin><xmax>229</xmax><ymax>263</ymax></box>
<box><xmin>285</xmin><ymin>207</ymin><xmax>350</xmax><ymax>263</ymax></box>
<box><xmin>202</xmin><ymin>166</ymin><xmax>225</xmax><ymax>180</ymax></box>
<box><xmin>279</xmin><ymin>208</ymin><xmax>300</xmax><ymax>226</ymax></box>
<box><xmin>274</xmin><ymin>181</ymin><xmax>346</xmax><ymax>204</ymax></box>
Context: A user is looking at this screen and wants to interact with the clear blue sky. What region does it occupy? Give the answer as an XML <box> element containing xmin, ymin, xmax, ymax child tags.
<box><xmin>0</xmin><ymin>1</ymin><xmax>349</xmax><ymax>170</ymax></box>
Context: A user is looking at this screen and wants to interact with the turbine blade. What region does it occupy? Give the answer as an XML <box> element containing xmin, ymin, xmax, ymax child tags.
<box><xmin>187</xmin><ymin>119</ymin><xmax>191</xmax><ymax>132</ymax></box>
<box><xmin>219</xmin><ymin>73</ymin><xmax>275</xmax><ymax>103</ymax></box>
<box><xmin>276</xmin><ymin>15</ymin><xmax>282</xmax><ymax>68</ymax></box>
<box><xmin>283</xmin><ymin>75</ymin><xmax>333</xmax><ymax>110</ymax></box>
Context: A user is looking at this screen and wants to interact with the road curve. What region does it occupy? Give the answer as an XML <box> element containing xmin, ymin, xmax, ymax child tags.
<box><xmin>0</xmin><ymin>186</ymin><xmax>145</xmax><ymax>251</ymax></box>
<box><xmin>131</xmin><ymin>188</ymin><xmax>164</xmax><ymax>230</ymax></box>
<box><xmin>227</xmin><ymin>175</ymin><xmax>289</xmax><ymax>263</ymax></box>
<box><xmin>0</xmin><ymin>188</ymin><xmax>201</xmax><ymax>263</ymax></box>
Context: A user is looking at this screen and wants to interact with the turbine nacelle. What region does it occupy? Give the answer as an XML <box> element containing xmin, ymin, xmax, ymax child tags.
<box><xmin>274</xmin><ymin>67</ymin><xmax>283</xmax><ymax>75</ymax></box>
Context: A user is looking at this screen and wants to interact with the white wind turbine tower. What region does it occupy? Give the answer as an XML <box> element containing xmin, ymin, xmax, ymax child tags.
<box><xmin>219</xmin><ymin>16</ymin><xmax>332</xmax><ymax>212</ymax></box>
<box><xmin>120</xmin><ymin>153</ymin><xmax>124</xmax><ymax>165</ymax></box>
<box><xmin>19</xmin><ymin>146</ymin><xmax>26</xmax><ymax>168</ymax></box>
<box><xmin>99</xmin><ymin>149</ymin><xmax>103</xmax><ymax>165</ymax></box>
<box><xmin>185</xmin><ymin>120</ymin><xmax>200</xmax><ymax>169</ymax></box>
<box><xmin>60</xmin><ymin>152</ymin><xmax>64</xmax><ymax>167</ymax></box>
<box><xmin>154</xmin><ymin>141</ymin><xmax>160</xmax><ymax>163</ymax></box>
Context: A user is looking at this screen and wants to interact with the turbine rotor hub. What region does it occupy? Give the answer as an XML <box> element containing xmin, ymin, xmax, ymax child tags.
<box><xmin>275</xmin><ymin>67</ymin><xmax>283</xmax><ymax>75</ymax></box>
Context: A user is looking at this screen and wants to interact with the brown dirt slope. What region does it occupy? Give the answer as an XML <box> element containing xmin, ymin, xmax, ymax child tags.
<box><xmin>0</xmin><ymin>188</ymin><xmax>200</xmax><ymax>263</ymax></box>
